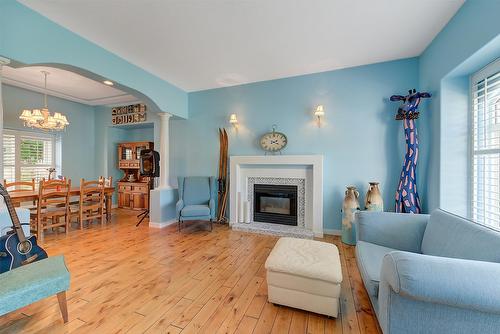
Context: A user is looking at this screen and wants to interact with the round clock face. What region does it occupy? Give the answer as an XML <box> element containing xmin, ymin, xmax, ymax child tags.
<box><xmin>260</xmin><ymin>131</ymin><xmax>288</xmax><ymax>152</ymax></box>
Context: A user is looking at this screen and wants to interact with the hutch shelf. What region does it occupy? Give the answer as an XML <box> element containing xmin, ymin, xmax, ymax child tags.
<box><xmin>117</xmin><ymin>141</ymin><xmax>153</xmax><ymax>210</ymax></box>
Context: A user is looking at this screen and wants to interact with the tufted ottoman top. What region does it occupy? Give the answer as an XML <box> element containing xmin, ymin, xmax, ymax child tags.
<box><xmin>265</xmin><ymin>237</ymin><xmax>342</xmax><ymax>284</ymax></box>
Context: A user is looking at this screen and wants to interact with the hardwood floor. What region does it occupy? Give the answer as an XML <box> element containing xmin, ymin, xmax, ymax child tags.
<box><xmin>0</xmin><ymin>209</ymin><xmax>381</xmax><ymax>334</ymax></box>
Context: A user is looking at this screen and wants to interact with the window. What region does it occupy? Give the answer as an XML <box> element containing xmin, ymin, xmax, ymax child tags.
<box><xmin>3</xmin><ymin>129</ymin><xmax>56</xmax><ymax>184</ymax></box>
<box><xmin>471</xmin><ymin>59</ymin><xmax>500</xmax><ymax>229</ymax></box>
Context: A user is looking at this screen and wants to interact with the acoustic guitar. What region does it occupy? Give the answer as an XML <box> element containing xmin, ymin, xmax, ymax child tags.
<box><xmin>0</xmin><ymin>183</ymin><xmax>47</xmax><ymax>273</ymax></box>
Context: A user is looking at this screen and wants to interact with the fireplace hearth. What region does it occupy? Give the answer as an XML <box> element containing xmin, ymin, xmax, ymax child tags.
<box><xmin>253</xmin><ymin>184</ymin><xmax>298</xmax><ymax>226</ymax></box>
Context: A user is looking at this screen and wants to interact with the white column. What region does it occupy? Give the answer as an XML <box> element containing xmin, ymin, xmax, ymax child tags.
<box><xmin>0</xmin><ymin>57</ymin><xmax>10</xmax><ymax>181</ymax></box>
<box><xmin>158</xmin><ymin>112</ymin><xmax>172</xmax><ymax>188</ymax></box>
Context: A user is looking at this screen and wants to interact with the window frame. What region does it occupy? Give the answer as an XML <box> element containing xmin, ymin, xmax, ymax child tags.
<box><xmin>469</xmin><ymin>58</ymin><xmax>500</xmax><ymax>230</ymax></box>
<box><xmin>3</xmin><ymin>128</ymin><xmax>56</xmax><ymax>184</ymax></box>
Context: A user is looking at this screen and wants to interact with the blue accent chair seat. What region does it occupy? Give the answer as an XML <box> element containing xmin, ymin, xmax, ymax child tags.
<box><xmin>0</xmin><ymin>255</ymin><xmax>70</xmax><ymax>323</ymax></box>
<box><xmin>176</xmin><ymin>177</ymin><xmax>216</xmax><ymax>231</ymax></box>
<box><xmin>355</xmin><ymin>209</ymin><xmax>500</xmax><ymax>334</ymax></box>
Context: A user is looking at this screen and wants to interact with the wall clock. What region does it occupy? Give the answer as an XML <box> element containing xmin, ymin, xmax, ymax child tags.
<box><xmin>260</xmin><ymin>125</ymin><xmax>288</xmax><ymax>154</ymax></box>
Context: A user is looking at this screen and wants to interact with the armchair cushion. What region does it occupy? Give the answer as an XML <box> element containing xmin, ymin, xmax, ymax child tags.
<box><xmin>181</xmin><ymin>205</ymin><xmax>210</xmax><ymax>218</ymax></box>
<box><xmin>356</xmin><ymin>241</ymin><xmax>397</xmax><ymax>297</ymax></box>
<box><xmin>182</xmin><ymin>177</ymin><xmax>211</xmax><ymax>206</ymax></box>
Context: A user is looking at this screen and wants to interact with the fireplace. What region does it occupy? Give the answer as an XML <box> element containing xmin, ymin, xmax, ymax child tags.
<box><xmin>253</xmin><ymin>184</ymin><xmax>298</xmax><ymax>226</ymax></box>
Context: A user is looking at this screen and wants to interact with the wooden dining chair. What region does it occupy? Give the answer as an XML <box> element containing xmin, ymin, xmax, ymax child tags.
<box><xmin>75</xmin><ymin>178</ymin><xmax>105</xmax><ymax>229</ymax></box>
<box><xmin>3</xmin><ymin>179</ymin><xmax>35</xmax><ymax>193</ymax></box>
<box><xmin>30</xmin><ymin>179</ymin><xmax>71</xmax><ymax>243</ymax></box>
<box><xmin>99</xmin><ymin>176</ymin><xmax>112</xmax><ymax>219</ymax></box>
<box><xmin>3</xmin><ymin>179</ymin><xmax>36</xmax><ymax>207</ymax></box>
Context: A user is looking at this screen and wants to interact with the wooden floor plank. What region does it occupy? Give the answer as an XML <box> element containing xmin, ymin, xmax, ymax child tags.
<box><xmin>0</xmin><ymin>209</ymin><xmax>381</xmax><ymax>334</ymax></box>
<box><xmin>307</xmin><ymin>314</ymin><xmax>325</xmax><ymax>334</ymax></box>
<box><xmin>253</xmin><ymin>302</ymin><xmax>280</xmax><ymax>334</ymax></box>
<box><xmin>271</xmin><ymin>306</ymin><xmax>293</xmax><ymax>334</ymax></box>
<box><xmin>289</xmin><ymin>310</ymin><xmax>308</xmax><ymax>334</ymax></box>
<box><xmin>245</xmin><ymin>277</ymin><xmax>268</xmax><ymax>319</ymax></box>
<box><xmin>235</xmin><ymin>315</ymin><xmax>258</xmax><ymax>334</ymax></box>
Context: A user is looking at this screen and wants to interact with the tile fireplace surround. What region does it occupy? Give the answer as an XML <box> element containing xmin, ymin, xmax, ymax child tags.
<box><xmin>229</xmin><ymin>155</ymin><xmax>323</xmax><ymax>238</ymax></box>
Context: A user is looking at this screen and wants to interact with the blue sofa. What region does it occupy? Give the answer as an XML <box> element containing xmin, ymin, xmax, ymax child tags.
<box><xmin>355</xmin><ymin>209</ymin><xmax>500</xmax><ymax>334</ymax></box>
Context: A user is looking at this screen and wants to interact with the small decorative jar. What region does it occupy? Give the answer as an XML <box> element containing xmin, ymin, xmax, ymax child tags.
<box><xmin>342</xmin><ymin>186</ymin><xmax>360</xmax><ymax>245</ymax></box>
<box><xmin>365</xmin><ymin>182</ymin><xmax>384</xmax><ymax>212</ymax></box>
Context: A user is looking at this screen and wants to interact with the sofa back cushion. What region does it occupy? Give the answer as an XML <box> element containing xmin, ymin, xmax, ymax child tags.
<box><xmin>421</xmin><ymin>209</ymin><xmax>500</xmax><ymax>262</ymax></box>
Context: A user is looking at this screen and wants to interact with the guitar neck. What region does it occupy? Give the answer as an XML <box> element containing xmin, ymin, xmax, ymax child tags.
<box><xmin>0</xmin><ymin>185</ymin><xmax>26</xmax><ymax>243</ymax></box>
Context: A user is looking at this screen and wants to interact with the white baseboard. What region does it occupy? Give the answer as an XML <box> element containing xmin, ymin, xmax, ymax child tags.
<box><xmin>149</xmin><ymin>219</ymin><xmax>177</xmax><ymax>228</ymax></box>
<box><xmin>323</xmin><ymin>228</ymin><xmax>341</xmax><ymax>236</ymax></box>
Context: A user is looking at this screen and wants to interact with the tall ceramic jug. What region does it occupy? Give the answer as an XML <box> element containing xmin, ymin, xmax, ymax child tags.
<box><xmin>365</xmin><ymin>182</ymin><xmax>383</xmax><ymax>212</ymax></box>
<box><xmin>342</xmin><ymin>186</ymin><xmax>360</xmax><ymax>245</ymax></box>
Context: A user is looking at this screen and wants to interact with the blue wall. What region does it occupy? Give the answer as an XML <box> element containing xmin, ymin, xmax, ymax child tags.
<box><xmin>419</xmin><ymin>0</ymin><xmax>500</xmax><ymax>213</ymax></box>
<box><xmin>172</xmin><ymin>58</ymin><xmax>419</xmax><ymax>231</ymax></box>
<box><xmin>2</xmin><ymin>84</ymin><xmax>97</xmax><ymax>183</ymax></box>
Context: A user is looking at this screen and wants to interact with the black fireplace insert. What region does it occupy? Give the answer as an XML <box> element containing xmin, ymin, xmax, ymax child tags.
<box><xmin>253</xmin><ymin>184</ymin><xmax>297</xmax><ymax>226</ymax></box>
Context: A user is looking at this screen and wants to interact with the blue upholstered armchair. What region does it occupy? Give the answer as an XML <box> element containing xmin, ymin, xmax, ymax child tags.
<box><xmin>176</xmin><ymin>176</ymin><xmax>216</xmax><ymax>231</ymax></box>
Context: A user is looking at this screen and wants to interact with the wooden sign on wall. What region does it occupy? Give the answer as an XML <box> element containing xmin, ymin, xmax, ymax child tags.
<box><xmin>112</xmin><ymin>104</ymin><xmax>147</xmax><ymax>125</ymax></box>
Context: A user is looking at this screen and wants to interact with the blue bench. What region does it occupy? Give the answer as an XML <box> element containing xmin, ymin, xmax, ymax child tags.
<box><xmin>0</xmin><ymin>255</ymin><xmax>70</xmax><ymax>322</ymax></box>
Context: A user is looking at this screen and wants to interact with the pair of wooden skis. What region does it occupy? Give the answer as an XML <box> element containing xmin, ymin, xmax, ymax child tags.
<box><xmin>217</xmin><ymin>128</ymin><xmax>229</xmax><ymax>223</ymax></box>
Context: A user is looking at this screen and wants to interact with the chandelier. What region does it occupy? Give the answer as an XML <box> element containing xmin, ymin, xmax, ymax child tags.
<box><xmin>19</xmin><ymin>71</ymin><xmax>69</xmax><ymax>131</ymax></box>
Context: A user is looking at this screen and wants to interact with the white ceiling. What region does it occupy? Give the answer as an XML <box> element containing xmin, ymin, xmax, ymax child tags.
<box><xmin>20</xmin><ymin>0</ymin><xmax>464</xmax><ymax>92</ymax></box>
<box><xmin>2</xmin><ymin>65</ymin><xmax>139</xmax><ymax>106</ymax></box>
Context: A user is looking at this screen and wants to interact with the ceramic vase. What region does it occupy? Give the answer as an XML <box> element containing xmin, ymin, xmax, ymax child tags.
<box><xmin>365</xmin><ymin>182</ymin><xmax>384</xmax><ymax>212</ymax></box>
<box><xmin>342</xmin><ymin>186</ymin><xmax>360</xmax><ymax>245</ymax></box>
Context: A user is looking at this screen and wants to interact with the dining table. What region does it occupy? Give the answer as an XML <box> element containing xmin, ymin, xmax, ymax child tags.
<box><xmin>9</xmin><ymin>187</ymin><xmax>116</xmax><ymax>223</ymax></box>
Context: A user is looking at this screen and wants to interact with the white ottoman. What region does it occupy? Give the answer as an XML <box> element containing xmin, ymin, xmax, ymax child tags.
<box><xmin>265</xmin><ymin>237</ymin><xmax>342</xmax><ymax>317</ymax></box>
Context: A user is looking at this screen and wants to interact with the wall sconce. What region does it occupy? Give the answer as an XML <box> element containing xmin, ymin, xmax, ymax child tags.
<box><xmin>229</xmin><ymin>113</ymin><xmax>238</xmax><ymax>127</ymax></box>
<box><xmin>314</xmin><ymin>105</ymin><xmax>325</xmax><ymax>127</ymax></box>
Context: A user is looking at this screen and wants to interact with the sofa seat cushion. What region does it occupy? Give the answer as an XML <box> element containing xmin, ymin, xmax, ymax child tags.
<box><xmin>265</xmin><ymin>237</ymin><xmax>342</xmax><ymax>283</ymax></box>
<box><xmin>356</xmin><ymin>241</ymin><xmax>397</xmax><ymax>297</ymax></box>
<box><xmin>181</xmin><ymin>205</ymin><xmax>210</xmax><ymax>217</ymax></box>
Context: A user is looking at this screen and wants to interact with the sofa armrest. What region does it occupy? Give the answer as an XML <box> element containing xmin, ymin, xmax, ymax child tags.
<box><xmin>381</xmin><ymin>251</ymin><xmax>500</xmax><ymax>314</ymax></box>
<box><xmin>175</xmin><ymin>199</ymin><xmax>184</xmax><ymax>218</ymax></box>
<box><xmin>355</xmin><ymin>211</ymin><xmax>429</xmax><ymax>252</ymax></box>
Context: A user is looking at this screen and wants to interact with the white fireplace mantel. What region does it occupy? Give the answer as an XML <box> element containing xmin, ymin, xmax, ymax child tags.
<box><xmin>229</xmin><ymin>155</ymin><xmax>324</xmax><ymax>237</ymax></box>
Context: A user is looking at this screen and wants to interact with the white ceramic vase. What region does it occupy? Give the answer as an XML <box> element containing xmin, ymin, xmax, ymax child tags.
<box><xmin>365</xmin><ymin>182</ymin><xmax>384</xmax><ymax>212</ymax></box>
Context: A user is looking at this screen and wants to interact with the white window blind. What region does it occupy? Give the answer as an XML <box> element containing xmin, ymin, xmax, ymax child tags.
<box><xmin>2</xmin><ymin>130</ymin><xmax>55</xmax><ymax>184</ymax></box>
<box><xmin>471</xmin><ymin>59</ymin><xmax>500</xmax><ymax>229</ymax></box>
<box><xmin>3</xmin><ymin>134</ymin><xmax>16</xmax><ymax>183</ymax></box>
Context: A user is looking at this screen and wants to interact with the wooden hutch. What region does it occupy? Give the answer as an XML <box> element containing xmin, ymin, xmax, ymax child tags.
<box><xmin>117</xmin><ymin>141</ymin><xmax>153</xmax><ymax>210</ymax></box>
